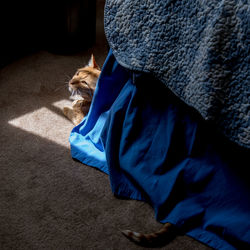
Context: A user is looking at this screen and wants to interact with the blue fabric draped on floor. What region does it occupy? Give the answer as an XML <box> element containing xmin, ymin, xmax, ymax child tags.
<box><xmin>70</xmin><ymin>50</ymin><xmax>250</xmax><ymax>250</ymax></box>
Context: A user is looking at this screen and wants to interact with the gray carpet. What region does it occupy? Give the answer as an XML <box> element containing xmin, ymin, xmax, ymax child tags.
<box><xmin>0</xmin><ymin>1</ymin><xmax>211</xmax><ymax>249</ymax></box>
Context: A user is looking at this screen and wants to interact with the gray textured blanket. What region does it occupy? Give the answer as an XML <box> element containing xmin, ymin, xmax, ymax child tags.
<box><xmin>104</xmin><ymin>0</ymin><xmax>250</xmax><ymax>148</ymax></box>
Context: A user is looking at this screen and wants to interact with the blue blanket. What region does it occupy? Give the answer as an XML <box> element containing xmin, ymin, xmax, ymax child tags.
<box><xmin>70</xmin><ymin>51</ymin><xmax>250</xmax><ymax>250</ymax></box>
<box><xmin>104</xmin><ymin>0</ymin><xmax>250</xmax><ymax>148</ymax></box>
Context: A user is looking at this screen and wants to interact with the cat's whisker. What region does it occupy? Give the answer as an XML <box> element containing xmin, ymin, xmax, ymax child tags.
<box><xmin>64</xmin><ymin>74</ymin><xmax>72</xmax><ymax>81</ymax></box>
<box><xmin>54</xmin><ymin>84</ymin><xmax>68</xmax><ymax>92</ymax></box>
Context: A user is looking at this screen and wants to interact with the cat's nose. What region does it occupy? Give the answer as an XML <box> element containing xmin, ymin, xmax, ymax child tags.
<box><xmin>69</xmin><ymin>80</ymin><xmax>76</xmax><ymax>85</ymax></box>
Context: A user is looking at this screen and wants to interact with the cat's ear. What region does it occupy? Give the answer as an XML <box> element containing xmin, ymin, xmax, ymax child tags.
<box><xmin>88</xmin><ymin>54</ymin><xmax>100</xmax><ymax>70</ymax></box>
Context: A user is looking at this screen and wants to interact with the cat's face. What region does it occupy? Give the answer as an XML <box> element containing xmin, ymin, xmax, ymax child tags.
<box><xmin>69</xmin><ymin>55</ymin><xmax>101</xmax><ymax>101</ymax></box>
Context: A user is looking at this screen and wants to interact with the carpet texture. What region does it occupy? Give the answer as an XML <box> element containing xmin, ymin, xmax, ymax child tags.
<box><xmin>0</xmin><ymin>1</ymin><xmax>211</xmax><ymax>249</ymax></box>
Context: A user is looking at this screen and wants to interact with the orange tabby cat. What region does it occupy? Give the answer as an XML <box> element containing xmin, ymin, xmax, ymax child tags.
<box><xmin>63</xmin><ymin>54</ymin><xmax>101</xmax><ymax>125</ymax></box>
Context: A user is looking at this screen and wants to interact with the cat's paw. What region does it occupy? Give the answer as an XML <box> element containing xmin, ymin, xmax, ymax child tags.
<box><xmin>63</xmin><ymin>106</ymin><xmax>72</xmax><ymax>116</ymax></box>
<box><xmin>72</xmin><ymin>99</ymin><xmax>84</xmax><ymax>107</ymax></box>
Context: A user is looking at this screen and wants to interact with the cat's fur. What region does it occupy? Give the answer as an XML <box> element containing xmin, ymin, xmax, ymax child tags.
<box><xmin>63</xmin><ymin>54</ymin><xmax>101</xmax><ymax>125</ymax></box>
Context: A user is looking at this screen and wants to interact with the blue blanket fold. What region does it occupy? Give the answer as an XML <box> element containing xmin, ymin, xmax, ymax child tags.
<box><xmin>104</xmin><ymin>0</ymin><xmax>250</xmax><ymax>148</ymax></box>
<box><xmin>70</xmin><ymin>50</ymin><xmax>250</xmax><ymax>250</ymax></box>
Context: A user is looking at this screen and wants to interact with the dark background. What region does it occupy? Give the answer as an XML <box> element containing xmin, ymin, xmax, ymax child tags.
<box><xmin>0</xmin><ymin>2</ymin><xmax>212</xmax><ymax>249</ymax></box>
<box><xmin>0</xmin><ymin>0</ymin><xmax>96</xmax><ymax>67</ymax></box>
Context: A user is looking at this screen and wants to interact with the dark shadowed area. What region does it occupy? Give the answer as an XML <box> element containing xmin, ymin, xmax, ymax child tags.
<box><xmin>0</xmin><ymin>1</ymin><xmax>211</xmax><ymax>249</ymax></box>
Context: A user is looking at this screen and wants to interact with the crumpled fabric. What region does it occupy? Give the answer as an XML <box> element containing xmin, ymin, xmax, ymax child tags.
<box><xmin>70</xmin><ymin>50</ymin><xmax>250</xmax><ymax>250</ymax></box>
<box><xmin>104</xmin><ymin>0</ymin><xmax>250</xmax><ymax>148</ymax></box>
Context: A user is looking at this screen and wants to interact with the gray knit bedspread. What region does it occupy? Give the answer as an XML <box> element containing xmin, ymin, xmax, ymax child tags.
<box><xmin>104</xmin><ymin>0</ymin><xmax>249</xmax><ymax>148</ymax></box>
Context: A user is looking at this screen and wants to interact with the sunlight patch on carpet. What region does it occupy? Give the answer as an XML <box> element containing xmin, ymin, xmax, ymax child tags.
<box><xmin>52</xmin><ymin>99</ymin><xmax>72</xmax><ymax>109</ymax></box>
<box><xmin>8</xmin><ymin>99</ymin><xmax>73</xmax><ymax>147</ymax></box>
